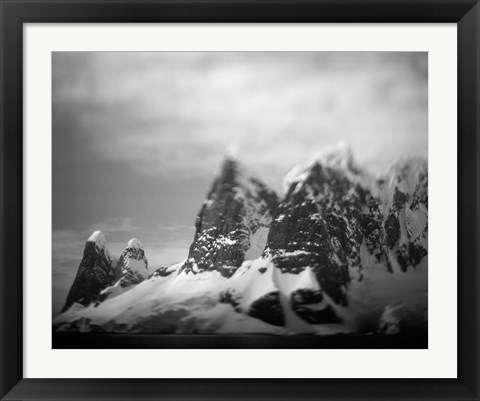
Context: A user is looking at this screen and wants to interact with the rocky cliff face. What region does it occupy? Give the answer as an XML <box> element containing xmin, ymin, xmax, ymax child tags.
<box><xmin>379</xmin><ymin>159</ymin><xmax>428</xmax><ymax>272</ymax></box>
<box><xmin>265</xmin><ymin>144</ymin><xmax>428</xmax><ymax>308</ymax></box>
<box><xmin>181</xmin><ymin>157</ymin><xmax>278</xmax><ymax>277</ymax></box>
<box><xmin>96</xmin><ymin>238</ymin><xmax>149</xmax><ymax>303</ymax></box>
<box><xmin>62</xmin><ymin>231</ymin><xmax>115</xmax><ymax>312</ymax></box>
<box><xmin>114</xmin><ymin>238</ymin><xmax>149</xmax><ymax>287</ymax></box>
<box><xmin>266</xmin><ymin>144</ymin><xmax>367</xmax><ymax>305</ymax></box>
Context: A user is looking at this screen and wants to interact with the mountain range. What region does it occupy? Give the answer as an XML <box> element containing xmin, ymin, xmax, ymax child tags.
<box><xmin>54</xmin><ymin>143</ymin><xmax>428</xmax><ymax>335</ymax></box>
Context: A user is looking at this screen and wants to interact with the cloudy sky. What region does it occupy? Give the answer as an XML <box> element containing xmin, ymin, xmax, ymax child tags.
<box><xmin>52</xmin><ymin>51</ymin><xmax>427</xmax><ymax>317</ymax></box>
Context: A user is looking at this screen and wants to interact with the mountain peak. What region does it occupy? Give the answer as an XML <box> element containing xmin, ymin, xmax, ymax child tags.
<box><xmin>127</xmin><ymin>238</ymin><xmax>143</xmax><ymax>250</ymax></box>
<box><xmin>62</xmin><ymin>230</ymin><xmax>114</xmax><ymax>312</ymax></box>
<box><xmin>311</xmin><ymin>141</ymin><xmax>353</xmax><ymax>168</ymax></box>
<box><xmin>225</xmin><ymin>143</ymin><xmax>239</xmax><ymax>159</ymax></box>
<box><xmin>220</xmin><ymin>156</ymin><xmax>239</xmax><ymax>174</ymax></box>
<box><xmin>385</xmin><ymin>156</ymin><xmax>427</xmax><ymax>178</ymax></box>
<box><xmin>183</xmin><ymin>155</ymin><xmax>278</xmax><ymax>277</ymax></box>
<box><xmin>282</xmin><ymin>142</ymin><xmax>361</xmax><ymax>193</ymax></box>
<box><xmin>87</xmin><ymin>230</ymin><xmax>107</xmax><ymax>249</ymax></box>
<box><xmin>212</xmin><ymin>155</ymin><xmax>264</xmax><ymax>197</ymax></box>
<box><xmin>380</xmin><ymin>156</ymin><xmax>428</xmax><ymax>197</ymax></box>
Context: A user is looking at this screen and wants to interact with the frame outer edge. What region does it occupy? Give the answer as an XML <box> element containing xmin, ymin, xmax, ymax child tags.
<box><xmin>0</xmin><ymin>0</ymin><xmax>478</xmax><ymax>23</ymax></box>
<box><xmin>458</xmin><ymin>2</ymin><xmax>480</xmax><ymax>399</ymax></box>
<box><xmin>1</xmin><ymin>0</ymin><xmax>479</xmax><ymax>400</ymax></box>
<box><xmin>0</xmin><ymin>1</ymin><xmax>24</xmax><ymax>400</ymax></box>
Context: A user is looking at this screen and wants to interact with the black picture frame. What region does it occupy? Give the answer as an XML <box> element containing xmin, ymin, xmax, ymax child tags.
<box><xmin>1</xmin><ymin>0</ymin><xmax>479</xmax><ymax>400</ymax></box>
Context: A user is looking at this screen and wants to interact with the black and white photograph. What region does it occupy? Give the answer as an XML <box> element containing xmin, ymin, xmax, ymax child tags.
<box><xmin>52</xmin><ymin>51</ymin><xmax>428</xmax><ymax>347</ymax></box>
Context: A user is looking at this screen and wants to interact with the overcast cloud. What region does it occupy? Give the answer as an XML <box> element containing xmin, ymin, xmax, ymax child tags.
<box><xmin>53</xmin><ymin>52</ymin><xmax>427</xmax><ymax>185</ymax></box>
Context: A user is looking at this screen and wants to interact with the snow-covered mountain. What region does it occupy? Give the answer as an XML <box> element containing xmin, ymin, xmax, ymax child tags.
<box><xmin>54</xmin><ymin>146</ymin><xmax>428</xmax><ymax>335</ymax></box>
<box><xmin>115</xmin><ymin>238</ymin><xmax>149</xmax><ymax>286</ymax></box>
<box><xmin>61</xmin><ymin>231</ymin><xmax>115</xmax><ymax>313</ymax></box>
<box><xmin>181</xmin><ymin>156</ymin><xmax>278</xmax><ymax>278</ymax></box>
<box><xmin>267</xmin><ymin>143</ymin><xmax>427</xmax><ymax>304</ymax></box>
<box><xmin>96</xmin><ymin>238</ymin><xmax>149</xmax><ymax>303</ymax></box>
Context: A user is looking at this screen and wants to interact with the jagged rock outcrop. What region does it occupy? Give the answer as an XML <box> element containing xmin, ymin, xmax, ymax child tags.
<box><xmin>151</xmin><ymin>266</ymin><xmax>176</xmax><ymax>278</ymax></box>
<box><xmin>62</xmin><ymin>231</ymin><xmax>115</xmax><ymax>312</ymax></box>
<box><xmin>248</xmin><ymin>291</ymin><xmax>285</xmax><ymax>327</ymax></box>
<box><xmin>96</xmin><ymin>238</ymin><xmax>149</xmax><ymax>303</ymax></box>
<box><xmin>290</xmin><ymin>288</ymin><xmax>342</xmax><ymax>324</ymax></box>
<box><xmin>114</xmin><ymin>238</ymin><xmax>149</xmax><ymax>287</ymax></box>
<box><xmin>380</xmin><ymin>159</ymin><xmax>428</xmax><ymax>272</ymax></box>
<box><xmin>181</xmin><ymin>156</ymin><xmax>278</xmax><ymax>277</ymax></box>
<box><xmin>265</xmin><ymin>144</ymin><xmax>428</xmax><ymax>306</ymax></box>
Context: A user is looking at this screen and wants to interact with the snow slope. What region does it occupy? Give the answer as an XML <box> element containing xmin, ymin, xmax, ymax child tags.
<box><xmin>55</xmin><ymin>251</ymin><xmax>426</xmax><ymax>334</ymax></box>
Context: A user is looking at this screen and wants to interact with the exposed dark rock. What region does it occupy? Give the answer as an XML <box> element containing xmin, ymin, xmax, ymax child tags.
<box><xmin>384</xmin><ymin>213</ymin><xmax>400</xmax><ymax>250</ymax></box>
<box><xmin>151</xmin><ymin>266</ymin><xmax>175</xmax><ymax>278</ymax></box>
<box><xmin>396</xmin><ymin>241</ymin><xmax>428</xmax><ymax>272</ymax></box>
<box><xmin>392</xmin><ymin>189</ymin><xmax>409</xmax><ymax>212</ymax></box>
<box><xmin>291</xmin><ymin>288</ymin><xmax>324</xmax><ymax>305</ymax></box>
<box><xmin>266</xmin><ymin>162</ymin><xmax>365</xmax><ymax>305</ymax></box>
<box><xmin>411</xmin><ymin>169</ymin><xmax>428</xmax><ymax>210</ymax></box>
<box><xmin>114</xmin><ymin>240</ymin><xmax>149</xmax><ymax>288</ymax></box>
<box><xmin>359</xmin><ymin>194</ymin><xmax>385</xmax><ymax>260</ymax></box>
<box><xmin>181</xmin><ymin>157</ymin><xmax>278</xmax><ymax>277</ymax></box>
<box><xmin>92</xmin><ymin>239</ymin><xmax>149</xmax><ymax>306</ymax></box>
<box><xmin>62</xmin><ymin>235</ymin><xmax>115</xmax><ymax>312</ymax></box>
<box><xmin>290</xmin><ymin>288</ymin><xmax>342</xmax><ymax>324</ymax></box>
<box><xmin>265</xmin><ymin>153</ymin><xmax>428</xmax><ymax>306</ymax></box>
<box><xmin>248</xmin><ymin>291</ymin><xmax>285</xmax><ymax>326</ymax></box>
<box><xmin>219</xmin><ymin>289</ymin><xmax>242</xmax><ymax>312</ymax></box>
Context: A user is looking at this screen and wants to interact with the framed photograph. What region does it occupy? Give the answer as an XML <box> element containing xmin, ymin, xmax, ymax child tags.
<box><xmin>1</xmin><ymin>0</ymin><xmax>479</xmax><ymax>400</ymax></box>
